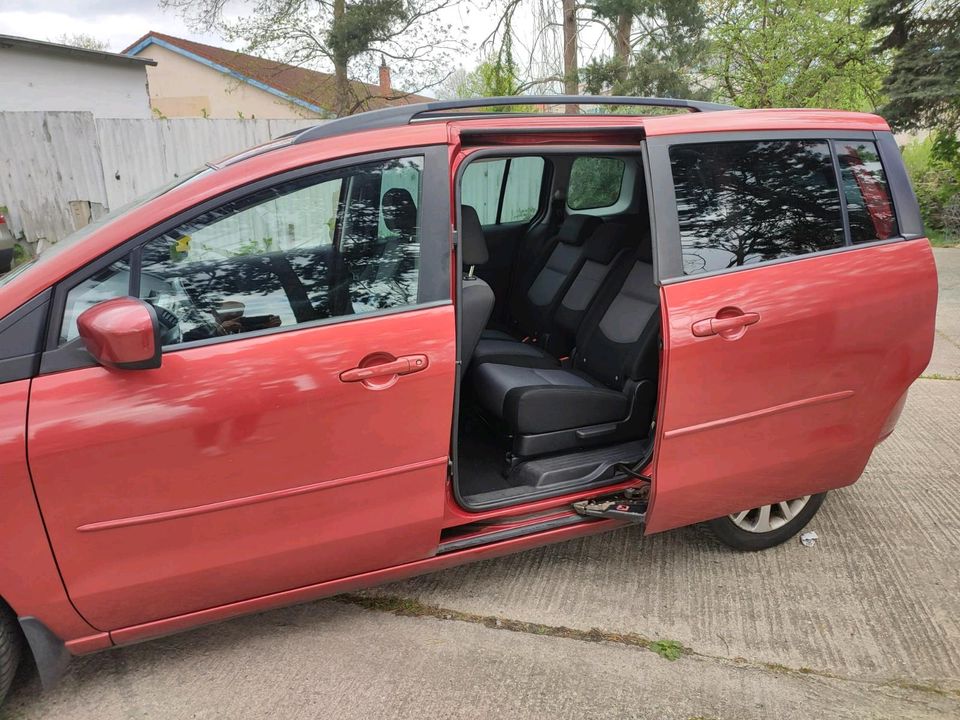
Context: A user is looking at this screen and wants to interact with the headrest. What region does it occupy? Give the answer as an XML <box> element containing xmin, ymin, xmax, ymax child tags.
<box><xmin>557</xmin><ymin>214</ymin><xmax>602</xmax><ymax>245</ymax></box>
<box><xmin>382</xmin><ymin>188</ymin><xmax>418</xmax><ymax>234</ymax></box>
<box><xmin>460</xmin><ymin>205</ymin><xmax>489</xmax><ymax>267</ymax></box>
<box><xmin>583</xmin><ymin>223</ymin><xmax>629</xmax><ymax>264</ymax></box>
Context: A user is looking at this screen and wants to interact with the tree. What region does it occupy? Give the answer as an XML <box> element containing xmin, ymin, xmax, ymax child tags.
<box><xmin>562</xmin><ymin>0</ymin><xmax>579</xmax><ymax>103</ymax></box>
<box><xmin>162</xmin><ymin>0</ymin><xmax>463</xmax><ymax>116</ymax></box>
<box><xmin>865</xmin><ymin>0</ymin><xmax>960</xmax><ymax>164</ymax></box>
<box><xmin>705</xmin><ymin>0</ymin><xmax>890</xmax><ymax>110</ymax></box>
<box><xmin>580</xmin><ymin>0</ymin><xmax>709</xmax><ymax>99</ymax></box>
<box><xmin>53</xmin><ymin>33</ymin><xmax>110</xmax><ymax>51</ymax></box>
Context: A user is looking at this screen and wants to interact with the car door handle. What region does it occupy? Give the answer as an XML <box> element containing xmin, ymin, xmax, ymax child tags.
<box><xmin>691</xmin><ymin>312</ymin><xmax>760</xmax><ymax>338</ymax></box>
<box><xmin>339</xmin><ymin>354</ymin><xmax>429</xmax><ymax>383</ymax></box>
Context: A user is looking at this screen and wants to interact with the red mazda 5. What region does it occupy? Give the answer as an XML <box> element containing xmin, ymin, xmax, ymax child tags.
<box><xmin>0</xmin><ymin>97</ymin><xmax>938</xmax><ymax>703</ymax></box>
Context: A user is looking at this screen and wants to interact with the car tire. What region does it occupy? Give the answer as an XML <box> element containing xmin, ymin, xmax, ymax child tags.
<box><xmin>706</xmin><ymin>492</ymin><xmax>827</xmax><ymax>551</ymax></box>
<box><xmin>0</xmin><ymin>601</ymin><xmax>21</xmax><ymax>707</ymax></box>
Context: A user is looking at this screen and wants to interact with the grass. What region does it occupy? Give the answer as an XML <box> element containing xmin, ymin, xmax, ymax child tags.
<box><xmin>928</xmin><ymin>229</ymin><xmax>960</xmax><ymax>248</ymax></box>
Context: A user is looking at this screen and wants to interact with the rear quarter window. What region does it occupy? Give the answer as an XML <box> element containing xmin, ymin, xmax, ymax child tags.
<box><xmin>835</xmin><ymin>140</ymin><xmax>899</xmax><ymax>243</ymax></box>
<box><xmin>568</xmin><ymin>157</ymin><xmax>625</xmax><ymax>210</ymax></box>
<box><xmin>669</xmin><ymin>140</ymin><xmax>845</xmax><ymax>276</ymax></box>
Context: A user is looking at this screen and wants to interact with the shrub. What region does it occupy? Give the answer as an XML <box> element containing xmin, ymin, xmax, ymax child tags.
<box><xmin>900</xmin><ymin>137</ymin><xmax>960</xmax><ymax>236</ymax></box>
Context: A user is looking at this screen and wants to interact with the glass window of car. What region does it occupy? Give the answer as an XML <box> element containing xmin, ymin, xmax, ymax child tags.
<box><xmin>567</xmin><ymin>157</ymin><xmax>625</xmax><ymax>210</ymax></box>
<box><xmin>669</xmin><ymin>140</ymin><xmax>845</xmax><ymax>276</ymax></box>
<box><xmin>59</xmin><ymin>156</ymin><xmax>425</xmax><ymax>347</ymax></box>
<box><xmin>461</xmin><ymin>157</ymin><xmax>544</xmax><ymax>224</ymax></box>
<box><xmin>59</xmin><ymin>258</ymin><xmax>132</xmax><ymax>343</ymax></box>
<box><xmin>835</xmin><ymin>141</ymin><xmax>899</xmax><ymax>244</ymax></box>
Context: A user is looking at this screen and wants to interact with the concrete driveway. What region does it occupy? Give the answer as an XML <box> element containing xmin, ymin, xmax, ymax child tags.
<box><xmin>5</xmin><ymin>249</ymin><xmax>959</xmax><ymax>720</ymax></box>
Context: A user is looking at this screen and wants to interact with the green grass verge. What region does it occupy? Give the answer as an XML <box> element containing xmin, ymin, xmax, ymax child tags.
<box><xmin>928</xmin><ymin>229</ymin><xmax>960</xmax><ymax>248</ymax></box>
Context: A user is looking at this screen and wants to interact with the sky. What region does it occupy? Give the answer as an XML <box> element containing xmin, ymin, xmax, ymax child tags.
<box><xmin>0</xmin><ymin>1</ymin><xmax>610</xmax><ymax>95</ymax></box>
<box><xmin>0</xmin><ymin>0</ymin><xmax>489</xmax><ymax>70</ymax></box>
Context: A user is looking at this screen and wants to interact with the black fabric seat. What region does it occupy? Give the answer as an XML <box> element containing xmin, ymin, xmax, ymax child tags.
<box><xmin>479</xmin><ymin>213</ymin><xmax>601</xmax><ymax>343</ymax></box>
<box><xmin>458</xmin><ymin>206</ymin><xmax>495</xmax><ymax>375</ymax></box>
<box><xmin>471</xmin><ymin>222</ymin><xmax>634</xmax><ymax>368</ymax></box>
<box><xmin>471</xmin><ymin>238</ymin><xmax>660</xmax><ymax>451</ymax></box>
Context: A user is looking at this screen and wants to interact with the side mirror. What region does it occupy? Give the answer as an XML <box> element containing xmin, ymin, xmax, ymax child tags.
<box><xmin>77</xmin><ymin>297</ymin><xmax>162</xmax><ymax>370</ymax></box>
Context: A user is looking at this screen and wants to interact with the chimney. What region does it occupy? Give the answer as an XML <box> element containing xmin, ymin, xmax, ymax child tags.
<box><xmin>379</xmin><ymin>55</ymin><xmax>391</xmax><ymax>95</ymax></box>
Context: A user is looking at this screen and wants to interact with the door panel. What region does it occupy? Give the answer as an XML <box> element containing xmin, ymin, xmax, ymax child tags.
<box><xmin>27</xmin><ymin>305</ymin><xmax>455</xmax><ymax>629</ymax></box>
<box><xmin>647</xmin><ymin>241</ymin><xmax>937</xmax><ymax>533</ymax></box>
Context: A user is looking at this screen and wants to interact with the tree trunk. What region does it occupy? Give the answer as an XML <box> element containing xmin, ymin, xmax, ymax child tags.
<box><xmin>332</xmin><ymin>0</ymin><xmax>351</xmax><ymax>116</ymax></box>
<box><xmin>614</xmin><ymin>12</ymin><xmax>631</xmax><ymax>64</ymax></box>
<box><xmin>562</xmin><ymin>0</ymin><xmax>578</xmax><ymax>112</ymax></box>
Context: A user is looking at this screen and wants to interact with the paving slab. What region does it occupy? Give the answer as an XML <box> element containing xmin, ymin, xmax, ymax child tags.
<box><xmin>5</xmin><ymin>601</ymin><xmax>958</xmax><ymax>720</ymax></box>
<box><xmin>374</xmin><ymin>379</ymin><xmax>960</xmax><ymax>689</ymax></box>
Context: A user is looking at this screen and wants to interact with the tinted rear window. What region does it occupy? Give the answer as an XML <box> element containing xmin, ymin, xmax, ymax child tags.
<box><xmin>835</xmin><ymin>141</ymin><xmax>899</xmax><ymax>244</ymax></box>
<box><xmin>670</xmin><ymin>140</ymin><xmax>845</xmax><ymax>276</ymax></box>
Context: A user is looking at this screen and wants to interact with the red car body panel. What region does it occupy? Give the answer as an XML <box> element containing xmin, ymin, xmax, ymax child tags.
<box><xmin>0</xmin><ymin>107</ymin><xmax>936</xmax><ymax>663</ymax></box>
<box><xmin>27</xmin><ymin>305</ymin><xmax>455</xmax><ymax>630</ymax></box>
<box><xmin>0</xmin><ymin>381</ymin><xmax>107</xmax><ymax>647</ymax></box>
<box><xmin>648</xmin><ymin>240</ymin><xmax>938</xmax><ymax>533</ymax></box>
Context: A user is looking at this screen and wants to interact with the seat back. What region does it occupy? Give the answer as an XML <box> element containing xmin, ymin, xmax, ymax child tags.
<box><xmin>460</xmin><ymin>205</ymin><xmax>494</xmax><ymax>373</ymax></box>
<box><xmin>571</xmin><ymin>233</ymin><xmax>659</xmax><ymax>390</ymax></box>
<box><xmin>509</xmin><ymin>214</ymin><xmax>602</xmax><ymax>339</ymax></box>
<box><xmin>548</xmin><ymin>223</ymin><xmax>632</xmax><ymax>353</ymax></box>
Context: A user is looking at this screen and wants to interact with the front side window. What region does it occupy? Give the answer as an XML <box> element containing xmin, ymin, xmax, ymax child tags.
<box><xmin>835</xmin><ymin>141</ymin><xmax>899</xmax><ymax>244</ymax></box>
<box><xmin>60</xmin><ymin>156</ymin><xmax>425</xmax><ymax>346</ymax></box>
<box><xmin>670</xmin><ymin>141</ymin><xmax>845</xmax><ymax>276</ymax></box>
<box><xmin>567</xmin><ymin>157</ymin><xmax>625</xmax><ymax>210</ymax></box>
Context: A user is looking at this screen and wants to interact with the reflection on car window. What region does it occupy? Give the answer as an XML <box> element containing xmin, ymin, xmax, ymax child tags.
<box><xmin>835</xmin><ymin>141</ymin><xmax>899</xmax><ymax>244</ymax></box>
<box><xmin>60</xmin><ymin>258</ymin><xmax>131</xmax><ymax>343</ymax></box>
<box><xmin>58</xmin><ymin>157</ymin><xmax>424</xmax><ymax>347</ymax></box>
<box><xmin>670</xmin><ymin>141</ymin><xmax>845</xmax><ymax>276</ymax></box>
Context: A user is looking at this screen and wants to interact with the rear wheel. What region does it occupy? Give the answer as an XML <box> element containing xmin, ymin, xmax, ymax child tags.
<box><xmin>0</xmin><ymin>601</ymin><xmax>22</xmax><ymax>707</ymax></box>
<box><xmin>706</xmin><ymin>492</ymin><xmax>827</xmax><ymax>551</ymax></box>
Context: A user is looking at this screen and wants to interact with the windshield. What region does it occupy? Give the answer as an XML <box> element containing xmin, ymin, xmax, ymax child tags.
<box><xmin>0</xmin><ymin>166</ymin><xmax>214</xmax><ymax>289</ymax></box>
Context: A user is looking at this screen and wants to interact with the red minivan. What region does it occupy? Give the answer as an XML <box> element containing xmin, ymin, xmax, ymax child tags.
<box><xmin>0</xmin><ymin>97</ymin><xmax>938</xmax><ymax>704</ymax></box>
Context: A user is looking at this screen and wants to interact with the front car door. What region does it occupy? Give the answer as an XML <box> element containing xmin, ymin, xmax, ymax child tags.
<box><xmin>645</xmin><ymin>129</ymin><xmax>938</xmax><ymax>533</ymax></box>
<box><xmin>27</xmin><ymin>147</ymin><xmax>456</xmax><ymax>630</ymax></box>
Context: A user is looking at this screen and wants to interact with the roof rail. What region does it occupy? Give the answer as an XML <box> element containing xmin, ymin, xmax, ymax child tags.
<box><xmin>292</xmin><ymin>95</ymin><xmax>736</xmax><ymax>145</ymax></box>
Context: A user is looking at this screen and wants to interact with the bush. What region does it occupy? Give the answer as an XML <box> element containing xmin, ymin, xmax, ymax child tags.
<box><xmin>900</xmin><ymin>137</ymin><xmax>960</xmax><ymax>237</ymax></box>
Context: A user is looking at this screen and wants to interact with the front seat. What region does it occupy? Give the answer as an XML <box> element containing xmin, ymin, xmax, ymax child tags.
<box><xmin>359</xmin><ymin>188</ymin><xmax>418</xmax><ymax>305</ymax></box>
<box><xmin>459</xmin><ymin>205</ymin><xmax>494</xmax><ymax>376</ymax></box>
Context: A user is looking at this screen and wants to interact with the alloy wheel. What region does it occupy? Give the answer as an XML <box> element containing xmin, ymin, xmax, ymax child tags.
<box><xmin>728</xmin><ymin>496</ymin><xmax>811</xmax><ymax>534</ymax></box>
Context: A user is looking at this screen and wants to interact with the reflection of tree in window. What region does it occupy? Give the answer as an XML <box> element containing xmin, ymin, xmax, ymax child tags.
<box><xmin>671</xmin><ymin>141</ymin><xmax>845</xmax><ymax>275</ymax></box>
<box><xmin>137</xmin><ymin>157</ymin><xmax>423</xmax><ymax>346</ymax></box>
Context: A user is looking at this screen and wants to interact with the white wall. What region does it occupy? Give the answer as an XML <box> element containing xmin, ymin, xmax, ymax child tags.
<box><xmin>0</xmin><ymin>46</ymin><xmax>151</xmax><ymax>119</ymax></box>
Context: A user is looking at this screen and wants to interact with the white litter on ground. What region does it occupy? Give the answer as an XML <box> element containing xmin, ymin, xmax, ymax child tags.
<box><xmin>800</xmin><ymin>531</ymin><xmax>819</xmax><ymax>547</ymax></box>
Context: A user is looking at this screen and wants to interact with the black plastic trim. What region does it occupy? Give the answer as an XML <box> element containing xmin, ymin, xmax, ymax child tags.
<box><xmin>18</xmin><ymin>617</ymin><xmax>71</xmax><ymax>690</ymax></box>
<box><xmin>875</xmin><ymin>130</ymin><xmax>924</xmax><ymax>238</ymax></box>
<box><xmin>293</xmin><ymin>96</ymin><xmax>736</xmax><ymax>145</ymax></box>
<box><xmin>40</xmin><ymin>145</ymin><xmax>452</xmax><ymax>374</ymax></box>
<box><xmin>437</xmin><ymin>513</ymin><xmax>592</xmax><ymax>553</ymax></box>
<box><xmin>0</xmin><ymin>288</ymin><xmax>51</xmax><ymax>384</ymax></box>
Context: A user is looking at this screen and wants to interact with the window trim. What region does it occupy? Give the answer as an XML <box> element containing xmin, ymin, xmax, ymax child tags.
<box><xmin>40</xmin><ymin>145</ymin><xmax>451</xmax><ymax>375</ymax></box>
<box><xmin>647</xmin><ymin>130</ymin><xmax>911</xmax><ymax>284</ymax></box>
